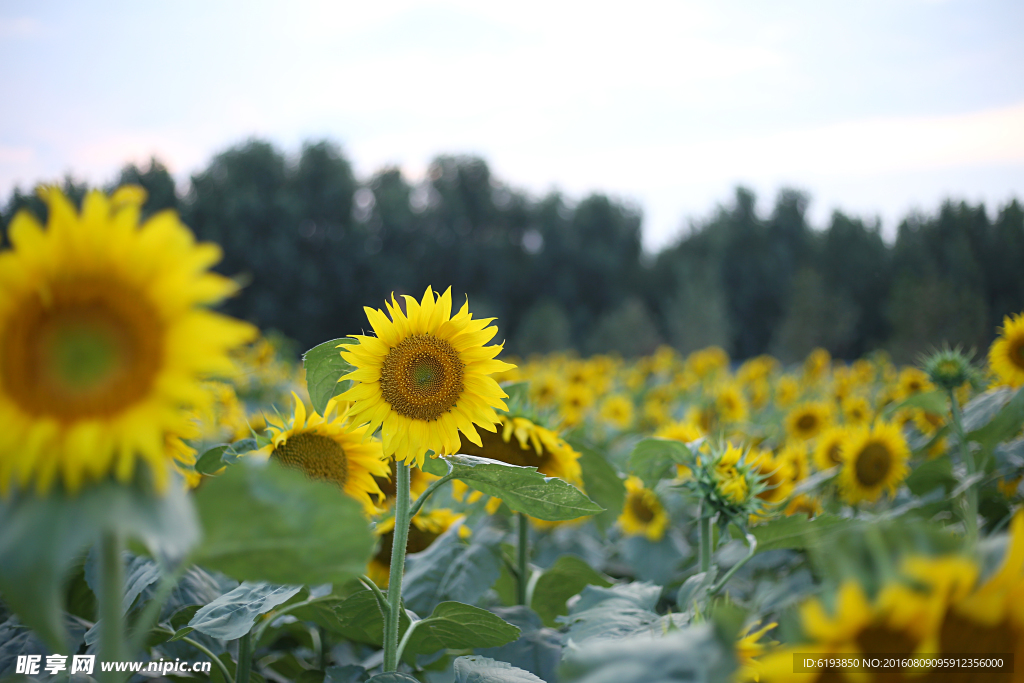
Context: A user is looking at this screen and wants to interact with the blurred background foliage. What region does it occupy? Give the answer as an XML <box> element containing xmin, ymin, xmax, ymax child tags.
<box><xmin>3</xmin><ymin>137</ymin><xmax>1022</xmax><ymax>363</ymax></box>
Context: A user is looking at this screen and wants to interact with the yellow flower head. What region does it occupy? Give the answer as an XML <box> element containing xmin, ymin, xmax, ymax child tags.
<box><xmin>812</xmin><ymin>426</ymin><xmax>848</xmax><ymax>472</ymax></box>
<box><xmin>989</xmin><ymin>312</ymin><xmax>1024</xmax><ymax>388</ymax></box>
<box><xmin>259</xmin><ymin>393</ymin><xmax>390</xmax><ymax>515</ymax></box>
<box><xmin>747</xmin><ymin>448</ymin><xmax>793</xmax><ymax>505</ymax></box>
<box><xmin>837</xmin><ymin>422</ymin><xmax>910</xmax><ymax>504</ymax></box>
<box><xmin>599</xmin><ymin>393</ymin><xmax>635</xmax><ymax>430</ymax></box>
<box><xmin>338</xmin><ymin>286</ymin><xmax>515</xmax><ymax>468</ymax></box>
<box><xmin>618</xmin><ymin>475</ymin><xmax>669</xmax><ymax>541</ymax></box>
<box><xmin>785</xmin><ymin>401</ymin><xmax>833</xmax><ymax>441</ymax></box>
<box><xmin>841</xmin><ymin>394</ymin><xmax>872</xmax><ymax>426</ymax></box>
<box><xmin>368</xmin><ymin>508</ymin><xmax>467</xmax><ymax>587</ymax></box>
<box><xmin>0</xmin><ymin>186</ymin><xmax>256</xmax><ymax>494</ymax></box>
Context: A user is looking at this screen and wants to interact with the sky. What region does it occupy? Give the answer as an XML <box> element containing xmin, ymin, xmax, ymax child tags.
<box><xmin>1</xmin><ymin>0</ymin><xmax>1022</xmax><ymax>250</ymax></box>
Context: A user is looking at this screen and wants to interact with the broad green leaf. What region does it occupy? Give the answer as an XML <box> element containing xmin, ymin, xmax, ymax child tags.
<box><xmin>0</xmin><ymin>479</ymin><xmax>198</xmax><ymax>651</ymax></box>
<box><xmin>403</xmin><ymin>526</ymin><xmax>503</xmax><ymax>617</ymax></box>
<box><xmin>325</xmin><ymin>665</ymin><xmax>368</xmax><ymax>683</ymax></box>
<box><xmin>188</xmin><ymin>582</ymin><xmax>302</xmax><ymax>640</ymax></box>
<box><xmin>475</xmin><ymin>606</ymin><xmax>562</xmax><ymax>683</ymax></box>
<box><xmin>676</xmin><ymin>569</ymin><xmax>717</xmax><ymax>614</ymax></box>
<box><xmin>965</xmin><ymin>386</ymin><xmax>1024</xmax><ymax>447</ymax></box>
<box><xmin>405</xmin><ymin>602</ymin><xmax>520</xmax><ymax>655</ymax></box>
<box><xmin>559</xmin><ymin>624</ymin><xmax>734</xmax><ymax>683</ymax></box>
<box><xmin>366</xmin><ymin>674</ymin><xmax>419</xmax><ymax>683</ymax></box>
<box><xmin>742</xmin><ymin>514</ymin><xmax>853</xmax><ymax>553</ymax></box>
<box><xmin>197</xmin><ymin>445</ymin><xmax>232</xmax><ymax>475</ymax></box>
<box><xmin>195</xmin><ymin>439</ymin><xmax>255</xmax><ymax>475</ymax></box>
<box><xmin>559</xmin><ymin>582</ymin><xmax>684</xmax><ymax>645</ymax></box>
<box><xmin>569</xmin><ymin>438</ymin><xmax>626</xmax><ymax>532</ymax></box>
<box><xmin>881</xmin><ymin>390</ymin><xmax>948</xmax><ymax>419</ymax></box>
<box><xmin>627</xmin><ymin>437</ymin><xmax>692</xmax><ymax>488</ymax></box>
<box><xmin>454</xmin><ymin>655</ymin><xmax>545</xmax><ymax>683</ymax></box>
<box><xmin>193</xmin><ymin>459</ymin><xmax>375</xmax><ymax>585</ymax></box>
<box><xmin>905</xmin><ymin>455</ymin><xmax>956</xmax><ymax>495</ymax></box>
<box><xmin>303</xmin><ymin>338</ymin><xmax>356</xmax><ymax>416</ymax></box>
<box><xmin>531</xmin><ymin>555</ymin><xmax>612</xmax><ymax>628</ymax></box>
<box><xmin>332</xmin><ymin>587</ymin><xmax>412</xmax><ymax>647</ymax></box>
<box><xmin>438</xmin><ymin>454</ymin><xmax>604</xmax><ymax>521</ymax></box>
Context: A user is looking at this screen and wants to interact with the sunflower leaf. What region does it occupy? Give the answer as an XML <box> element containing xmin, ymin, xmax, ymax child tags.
<box><xmin>627</xmin><ymin>438</ymin><xmax>692</xmax><ymax>488</ymax></box>
<box><xmin>880</xmin><ymin>390</ymin><xmax>948</xmax><ymax>419</ymax></box>
<box><xmin>405</xmin><ymin>602</ymin><xmax>521</xmax><ymax>655</ymax></box>
<box><xmin>188</xmin><ymin>582</ymin><xmax>301</xmax><ymax>640</ymax></box>
<box><xmin>303</xmin><ymin>338</ymin><xmax>357</xmax><ymax>416</ymax></box>
<box><xmin>964</xmin><ymin>386</ymin><xmax>1024</xmax><ymax>447</ymax></box>
<box><xmin>568</xmin><ymin>438</ymin><xmax>626</xmax><ymax>532</ymax></box>
<box><xmin>530</xmin><ymin>555</ymin><xmax>613</xmax><ymax>628</ymax></box>
<box><xmin>440</xmin><ymin>455</ymin><xmax>604</xmax><ymax>521</ymax></box>
<box><xmin>454</xmin><ymin>655</ymin><xmax>546</xmax><ymax>683</ymax></box>
<box><xmin>192</xmin><ymin>459</ymin><xmax>375</xmax><ymax>585</ymax></box>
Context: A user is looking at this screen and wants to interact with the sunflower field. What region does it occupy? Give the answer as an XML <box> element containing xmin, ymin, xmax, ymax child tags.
<box><xmin>1</xmin><ymin>187</ymin><xmax>1024</xmax><ymax>683</ymax></box>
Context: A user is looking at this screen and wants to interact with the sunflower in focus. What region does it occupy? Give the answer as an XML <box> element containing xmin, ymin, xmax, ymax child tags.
<box><xmin>0</xmin><ymin>187</ymin><xmax>255</xmax><ymax>494</ymax></box>
<box><xmin>618</xmin><ymin>475</ymin><xmax>669</xmax><ymax>541</ymax></box>
<box><xmin>259</xmin><ymin>393</ymin><xmax>389</xmax><ymax>515</ymax></box>
<box><xmin>456</xmin><ymin>415</ymin><xmax>583</xmax><ymax>491</ymax></box>
<box><xmin>989</xmin><ymin>312</ymin><xmax>1024</xmax><ymax>388</ymax></box>
<box><xmin>368</xmin><ymin>508</ymin><xmax>467</xmax><ymax>587</ymax></box>
<box><xmin>338</xmin><ymin>286</ymin><xmax>515</xmax><ymax>468</ymax></box>
<box><xmin>837</xmin><ymin>422</ymin><xmax>910</xmax><ymax>504</ymax></box>
<box><xmin>785</xmin><ymin>401</ymin><xmax>832</xmax><ymax>441</ymax></box>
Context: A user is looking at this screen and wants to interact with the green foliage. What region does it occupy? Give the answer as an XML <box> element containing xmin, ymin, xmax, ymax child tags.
<box><xmin>739</xmin><ymin>514</ymin><xmax>853</xmax><ymax>554</ymax></box>
<box><xmin>402</xmin><ymin>525</ymin><xmax>503</xmax><ymax>616</ymax></box>
<box><xmin>193</xmin><ymin>459</ymin><xmax>375</xmax><ymax>585</ymax></box>
<box><xmin>964</xmin><ymin>386</ymin><xmax>1024</xmax><ymax>447</ymax></box>
<box><xmin>569</xmin><ymin>438</ymin><xmax>626</xmax><ymax>531</ymax></box>
<box><xmin>303</xmin><ymin>338</ymin><xmax>356</xmax><ymax>416</ymax></box>
<box><xmin>404</xmin><ymin>602</ymin><xmax>520</xmax><ymax>655</ymax></box>
<box><xmin>454</xmin><ymin>655</ymin><xmax>545</xmax><ymax>683</ymax></box>
<box><xmin>531</xmin><ymin>555</ymin><xmax>613</xmax><ymax>627</ymax></box>
<box><xmin>475</xmin><ymin>607</ymin><xmax>562</xmax><ymax>682</ymax></box>
<box><xmin>424</xmin><ymin>455</ymin><xmax>603</xmax><ymax>521</ymax></box>
<box><xmin>627</xmin><ymin>437</ymin><xmax>692</xmax><ymax>488</ymax></box>
<box><xmin>0</xmin><ymin>480</ymin><xmax>198</xmax><ymax>650</ymax></box>
<box><xmin>188</xmin><ymin>583</ymin><xmax>301</xmax><ymax>640</ymax></box>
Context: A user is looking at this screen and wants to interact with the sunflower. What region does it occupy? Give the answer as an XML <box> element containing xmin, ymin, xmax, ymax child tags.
<box><xmin>338</xmin><ymin>286</ymin><xmax>515</xmax><ymax>468</ymax></box>
<box><xmin>367</xmin><ymin>508</ymin><xmax>467</xmax><ymax>587</ymax></box>
<box><xmin>258</xmin><ymin>393</ymin><xmax>390</xmax><ymax>515</ymax></box>
<box><xmin>454</xmin><ymin>415</ymin><xmax>584</xmax><ymax>511</ymax></box>
<box><xmin>841</xmin><ymin>394</ymin><xmax>872</xmax><ymax>426</ymax></box>
<box><xmin>989</xmin><ymin>312</ymin><xmax>1024</xmax><ymax>388</ymax></box>
<box><xmin>529</xmin><ymin>371</ymin><xmax>563</xmax><ymax>407</ymax></box>
<box><xmin>618</xmin><ymin>475</ymin><xmax>669</xmax><ymax>541</ymax></box>
<box><xmin>715</xmin><ymin>383</ymin><xmax>749</xmax><ymax>424</ymax></box>
<box><xmin>560</xmin><ymin>383</ymin><xmax>595</xmax><ymax>426</ymax></box>
<box><xmin>785</xmin><ymin>401</ymin><xmax>833</xmax><ymax>441</ymax></box>
<box><xmin>775</xmin><ymin>375</ymin><xmax>800</xmax><ymax>408</ymax></box>
<box><xmin>897</xmin><ymin>367</ymin><xmax>934</xmax><ymax>399</ymax></box>
<box><xmin>777</xmin><ymin>441</ymin><xmax>809</xmax><ymax>484</ymax></box>
<box><xmin>747</xmin><ymin>449</ymin><xmax>793</xmax><ymax>505</ymax></box>
<box><xmin>812</xmin><ymin>426</ymin><xmax>848</xmax><ymax>471</ymax></box>
<box><xmin>0</xmin><ymin>186</ymin><xmax>255</xmax><ymax>495</ymax></box>
<box><xmin>784</xmin><ymin>494</ymin><xmax>823</xmax><ymax>518</ymax></box>
<box><xmin>599</xmin><ymin>393</ymin><xmax>635</xmax><ymax>430</ymax></box>
<box><xmin>837</xmin><ymin>422</ymin><xmax>910</xmax><ymax>504</ymax></box>
<box><xmin>736</xmin><ymin>621</ymin><xmax>778</xmax><ymax>682</ymax></box>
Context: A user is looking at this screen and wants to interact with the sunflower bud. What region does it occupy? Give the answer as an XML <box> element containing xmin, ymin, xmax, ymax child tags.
<box><xmin>921</xmin><ymin>347</ymin><xmax>974</xmax><ymax>392</ymax></box>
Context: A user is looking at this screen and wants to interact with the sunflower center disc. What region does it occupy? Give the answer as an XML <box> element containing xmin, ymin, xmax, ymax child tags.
<box><xmin>272</xmin><ymin>432</ymin><xmax>348</xmax><ymax>487</ymax></box>
<box><xmin>855</xmin><ymin>441</ymin><xmax>892</xmax><ymax>487</ymax></box>
<box><xmin>828</xmin><ymin>443</ymin><xmax>843</xmax><ymax>465</ymax></box>
<box><xmin>796</xmin><ymin>414</ymin><xmax>818</xmax><ymax>432</ymax></box>
<box><xmin>380</xmin><ymin>334</ymin><xmax>465</xmax><ymax>421</ymax></box>
<box><xmin>1013</xmin><ymin>341</ymin><xmax>1024</xmax><ymax>369</ymax></box>
<box><xmin>629</xmin><ymin>493</ymin><xmax>656</xmax><ymax>523</ymax></box>
<box><xmin>2</xmin><ymin>280</ymin><xmax>162</xmax><ymax>421</ymax></box>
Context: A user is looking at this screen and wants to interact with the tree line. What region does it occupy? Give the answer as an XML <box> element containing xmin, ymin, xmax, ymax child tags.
<box><xmin>3</xmin><ymin>138</ymin><xmax>1022</xmax><ymax>362</ymax></box>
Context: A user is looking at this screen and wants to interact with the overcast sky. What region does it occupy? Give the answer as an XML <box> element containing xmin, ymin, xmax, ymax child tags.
<box><xmin>2</xmin><ymin>0</ymin><xmax>1022</xmax><ymax>250</ymax></box>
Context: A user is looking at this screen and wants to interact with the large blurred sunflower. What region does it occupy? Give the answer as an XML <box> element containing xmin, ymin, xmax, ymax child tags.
<box><xmin>338</xmin><ymin>286</ymin><xmax>515</xmax><ymax>468</ymax></box>
<box><xmin>837</xmin><ymin>422</ymin><xmax>910</xmax><ymax>504</ymax></box>
<box><xmin>258</xmin><ymin>393</ymin><xmax>389</xmax><ymax>515</ymax></box>
<box><xmin>0</xmin><ymin>187</ymin><xmax>255</xmax><ymax>494</ymax></box>
<box><xmin>989</xmin><ymin>312</ymin><xmax>1024</xmax><ymax>388</ymax></box>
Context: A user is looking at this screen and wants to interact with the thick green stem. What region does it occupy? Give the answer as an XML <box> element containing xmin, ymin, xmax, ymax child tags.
<box><xmin>698</xmin><ymin>506</ymin><xmax>713</xmax><ymax>573</ymax></box>
<box><xmin>236</xmin><ymin>633</ymin><xmax>252</xmax><ymax>683</ymax></box>
<box><xmin>517</xmin><ymin>513</ymin><xmax>529</xmax><ymax>606</ymax></box>
<box><xmin>98</xmin><ymin>532</ymin><xmax>125</xmax><ymax>683</ymax></box>
<box><xmin>948</xmin><ymin>389</ymin><xmax>979</xmax><ymax>545</ymax></box>
<box><xmin>383</xmin><ymin>461</ymin><xmax>412</xmax><ymax>672</ymax></box>
<box><xmin>407</xmin><ymin>463</ymin><xmax>454</xmax><ymax>519</ymax></box>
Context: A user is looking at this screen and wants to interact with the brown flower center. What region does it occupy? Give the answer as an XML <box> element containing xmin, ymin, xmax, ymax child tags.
<box><xmin>272</xmin><ymin>432</ymin><xmax>348</xmax><ymax>487</ymax></box>
<box><xmin>1</xmin><ymin>278</ymin><xmax>162</xmax><ymax>421</ymax></box>
<box><xmin>379</xmin><ymin>334</ymin><xmax>465</xmax><ymax>421</ymax></box>
<box><xmin>854</xmin><ymin>441</ymin><xmax>892</xmax><ymax>487</ymax></box>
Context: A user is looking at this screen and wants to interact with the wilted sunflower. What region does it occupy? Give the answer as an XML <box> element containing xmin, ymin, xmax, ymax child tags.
<box><xmin>838</xmin><ymin>422</ymin><xmax>910</xmax><ymax>504</ymax></box>
<box><xmin>618</xmin><ymin>475</ymin><xmax>669</xmax><ymax>541</ymax></box>
<box><xmin>785</xmin><ymin>401</ymin><xmax>832</xmax><ymax>441</ymax></box>
<box><xmin>989</xmin><ymin>312</ymin><xmax>1024</xmax><ymax>388</ymax></box>
<box><xmin>339</xmin><ymin>286</ymin><xmax>515</xmax><ymax>468</ymax></box>
<box><xmin>0</xmin><ymin>187</ymin><xmax>255</xmax><ymax>494</ymax></box>
<box><xmin>259</xmin><ymin>393</ymin><xmax>389</xmax><ymax>515</ymax></box>
<box><xmin>367</xmin><ymin>508</ymin><xmax>467</xmax><ymax>587</ymax></box>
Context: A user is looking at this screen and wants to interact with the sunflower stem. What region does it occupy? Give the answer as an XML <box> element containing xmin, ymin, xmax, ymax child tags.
<box><xmin>408</xmin><ymin>465</ymin><xmax>454</xmax><ymax>519</ymax></box>
<box><xmin>98</xmin><ymin>531</ymin><xmax>125</xmax><ymax>683</ymax></box>
<box><xmin>698</xmin><ymin>504</ymin><xmax>713</xmax><ymax>573</ymax></box>
<box><xmin>383</xmin><ymin>460</ymin><xmax>412</xmax><ymax>672</ymax></box>
<box><xmin>948</xmin><ymin>389</ymin><xmax>979</xmax><ymax>545</ymax></box>
<box><xmin>517</xmin><ymin>513</ymin><xmax>530</xmax><ymax>606</ymax></box>
<box><xmin>235</xmin><ymin>633</ymin><xmax>252</xmax><ymax>683</ymax></box>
